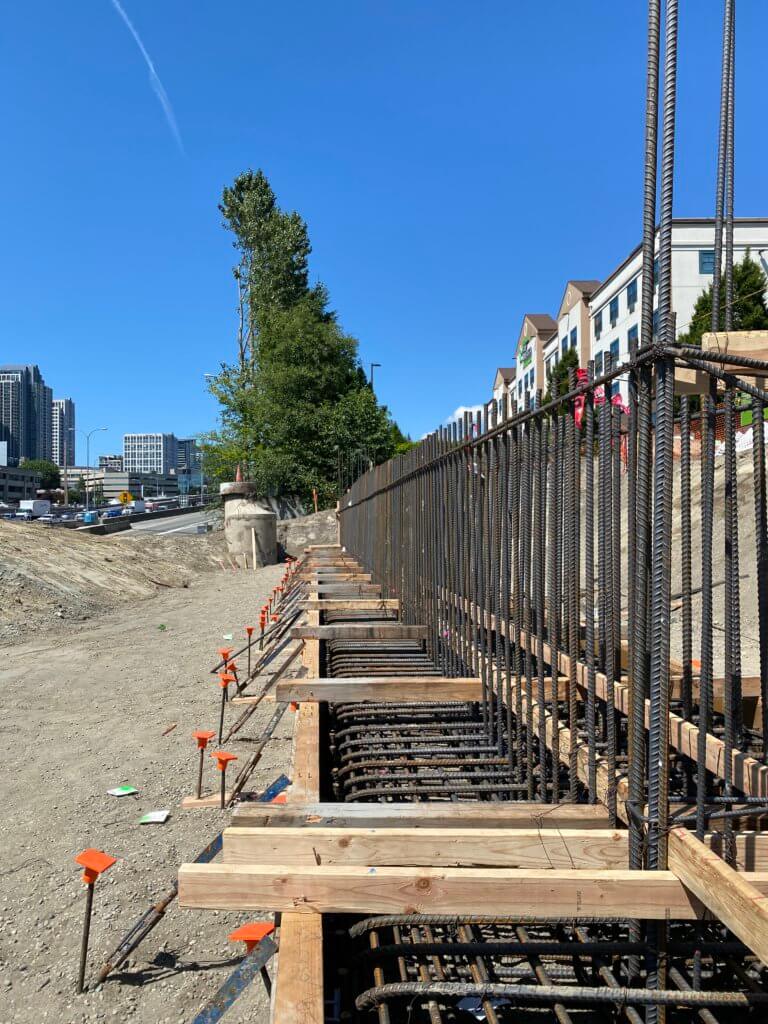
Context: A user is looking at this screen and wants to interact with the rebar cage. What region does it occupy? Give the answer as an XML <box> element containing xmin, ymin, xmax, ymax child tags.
<box><xmin>340</xmin><ymin>343</ymin><xmax>768</xmax><ymax>863</ymax></box>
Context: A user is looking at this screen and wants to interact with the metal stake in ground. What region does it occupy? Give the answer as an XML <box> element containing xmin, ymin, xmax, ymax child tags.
<box><xmin>192</xmin><ymin>730</ymin><xmax>216</xmax><ymax>799</ymax></box>
<box><xmin>245</xmin><ymin>626</ymin><xmax>254</xmax><ymax>676</ymax></box>
<box><xmin>211</xmin><ymin>750</ymin><xmax>237</xmax><ymax>808</ymax></box>
<box><xmin>217</xmin><ymin>671</ymin><xmax>235</xmax><ymax>744</ymax></box>
<box><xmin>74</xmin><ymin>848</ymin><xmax>116</xmax><ymax>993</ymax></box>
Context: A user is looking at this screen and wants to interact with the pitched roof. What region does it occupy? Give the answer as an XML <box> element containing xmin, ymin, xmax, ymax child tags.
<box><xmin>496</xmin><ymin>367</ymin><xmax>516</xmax><ymax>382</ymax></box>
<box><xmin>569</xmin><ymin>279</ymin><xmax>602</xmax><ymax>295</ymax></box>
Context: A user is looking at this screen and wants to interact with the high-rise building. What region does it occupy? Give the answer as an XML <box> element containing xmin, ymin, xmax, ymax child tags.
<box><xmin>0</xmin><ymin>364</ymin><xmax>52</xmax><ymax>464</ymax></box>
<box><xmin>52</xmin><ymin>398</ymin><xmax>76</xmax><ymax>468</ymax></box>
<box><xmin>123</xmin><ymin>433</ymin><xmax>178</xmax><ymax>475</ymax></box>
<box><xmin>176</xmin><ymin>437</ymin><xmax>201</xmax><ymax>474</ymax></box>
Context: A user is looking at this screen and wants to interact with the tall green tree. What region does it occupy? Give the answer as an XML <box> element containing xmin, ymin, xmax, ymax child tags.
<box><xmin>543</xmin><ymin>347</ymin><xmax>579</xmax><ymax>407</ymax></box>
<box><xmin>677</xmin><ymin>250</ymin><xmax>768</xmax><ymax>347</ymax></box>
<box><xmin>19</xmin><ymin>458</ymin><xmax>60</xmax><ymax>489</ymax></box>
<box><xmin>203</xmin><ymin>170</ymin><xmax>406</xmax><ymax>507</ymax></box>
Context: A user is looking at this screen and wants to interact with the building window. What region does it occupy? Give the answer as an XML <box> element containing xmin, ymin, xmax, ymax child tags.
<box><xmin>652</xmin><ymin>309</ymin><xmax>659</xmax><ymax>339</ymax></box>
<box><xmin>609</xmin><ymin>296</ymin><xmax>619</xmax><ymax>327</ymax></box>
<box><xmin>594</xmin><ymin>310</ymin><xmax>603</xmax><ymax>340</ymax></box>
<box><xmin>627</xmin><ymin>278</ymin><xmax>638</xmax><ymax>312</ymax></box>
<box><xmin>594</xmin><ymin>351</ymin><xmax>603</xmax><ymax>377</ymax></box>
<box><xmin>570</xmin><ymin>327</ymin><xmax>577</xmax><ymax>350</ymax></box>
<box><xmin>628</xmin><ymin>324</ymin><xmax>639</xmax><ymax>350</ymax></box>
<box><xmin>699</xmin><ymin>249</ymin><xmax>716</xmax><ymax>274</ymax></box>
<box><xmin>561</xmin><ymin>336</ymin><xmax>568</xmax><ymax>357</ymax></box>
<box><xmin>609</xmin><ymin>339</ymin><xmax>620</xmax><ymax>396</ymax></box>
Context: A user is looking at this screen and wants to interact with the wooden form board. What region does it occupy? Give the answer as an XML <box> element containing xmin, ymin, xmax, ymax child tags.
<box><xmin>669</xmin><ymin>827</ymin><xmax>768</xmax><ymax>965</ymax></box>
<box><xmin>223</xmin><ymin>826</ymin><xmax>628</xmax><ymax>869</ymax></box>
<box><xmin>178</xmin><ymin>862</ymin><xmax>768</xmax><ymax>919</ymax></box>
<box><xmin>223</xmin><ymin>825</ymin><xmax>768</xmax><ymax>872</ymax></box>
<box><xmin>300</xmin><ymin>599</ymin><xmax>399</xmax><ymax>611</ymax></box>
<box><xmin>292</xmin><ymin>624</ymin><xmax>428</xmax><ymax>640</ymax></box>
<box><xmin>272</xmin><ymin>684</ymin><xmax>323</xmax><ymax>1023</ymax></box>
<box><xmin>275</xmin><ymin>677</ymin><xmax>482</xmax><ymax>704</ymax></box>
<box><xmin>233</xmin><ymin>800</ymin><xmax>611</xmax><ymax>829</ymax></box>
<box><xmin>287</xmin><ymin>702</ymin><xmax>320</xmax><ymax>802</ymax></box>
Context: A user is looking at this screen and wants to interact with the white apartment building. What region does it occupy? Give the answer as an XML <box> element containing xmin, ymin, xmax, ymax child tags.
<box><xmin>590</xmin><ymin>218</ymin><xmax>768</xmax><ymax>401</ymax></box>
<box><xmin>491</xmin><ymin>367</ymin><xmax>516</xmax><ymax>413</ymax></box>
<box><xmin>543</xmin><ymin>280</ymin><xmax>602</xmax><ymax>385</ymax></box>
<box><xmin>52</xmin><ymin>398</ymin><xmax>75</xmax><ymax>468</ymax></box>
<box><xmin>513</xmin><ymin>314</ymin><xmax>557</xmax><ymax>407</ymax></box>
<box><xmin>123</xmin><ymin>433</ymin><xmax>178</xmax><ymax>475</ymax></box>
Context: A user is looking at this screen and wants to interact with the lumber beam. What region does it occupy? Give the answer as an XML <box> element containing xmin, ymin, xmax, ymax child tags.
<box><xmin>232</xmin><ymin>800</ymin><xmax>611</xmax><ymax>829</ymax></box>
<box><xmin>291</xmin><ymin>624</ymin><xmax>428</xmax><ymax>640</ymax></box>
<box><xmin>179</xmin><ymin>863</ymin><xmax>768</xmax><ymax>919</ymax></box>
<box><xmin>300</xmin><ymin>599</ymin><xmax>399</xmax><ymax>611</ymax></box>
<box><xmin>287</xmin><ymin>702</ymin><xmax>320</xmax><ymax>802</ymax></box>
<box><xmin>276</xmin><ymin>677</ymin><xmax>482</xmax><ymax>704</ymax></box>
<box><xmin>300</xmin><ymin>609</ymin><xmax>320</xmax><ymax>676</ymax></box>
<box><xmin>223</xmin><ymin>825</ymin><xmax>768</xmax><ymax>873</ymax></box>
<box><xmin>669</xmin><ymin>827</ymin><xmax>768</xmax><ymax>965</ymax></box>
<box><xmin>273</xmin><ymin>913</ymin><xmax>323</xmax><ymax>1023</ymax></box>
<box><xmin>272</xmin><ymin>679</ymin><xmax>324</xmax><ymax>1024</ymax></box>
<box><xmin>223</xmin><ymin>826</ymin><xmax>628</xmax><ymax>869</ymax></box>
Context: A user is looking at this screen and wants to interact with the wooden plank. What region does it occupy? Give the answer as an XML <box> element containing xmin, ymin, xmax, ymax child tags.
<box><xmin>300</xmin><ymin>599</ymin><xmax>399</xmax><ymax>611</ymax></box>
<box><xmin>272</xmin><ymin>667</ymin><xmax>324</xmax><ymax>1024</ymax></box>
<box><xmin>223</xmin><ymin>826</ymin><xmax>628</xmax><ymax>869</ymax></box>
<box><xmin>288</xmin><ymin>702</ymin><xmax>320</xmax><ymax>803</ymax></box>
<box><xmin>232</xmin><ymin>800</ymin><xmax>611</xmax><ymax>829</ymax></box>
<box><xmin>669</xmin><ymin>827</ymin><xmax>768</xmax><ymax>965</ymax></box>
<box><xmin>178</xmin><ymin>863</ymin><xmax>768</xmax><ymax>919</ymax></box>
<box><xmin>300</xmin><ymin>609</ymin><xmax>320</xmax><ymax>677</ymax></box>
<box><xmin>273</xmin><ymin>913</ymin><xmax>324</xmax><ymax>1024</ymax></box>
<box><xmin>276</xmin><ymin>677</ymin><xmax>482</xmax><ymax>704</ymax></box>
<box><xmin>292</xmin><ymin>624</ymin><xmax>427</xmax><ymax>640</ymax></box>
<box><xmin>226</xmin><ymin>826</ymin><xmax>768</xmax><ymax>872</ymax></box>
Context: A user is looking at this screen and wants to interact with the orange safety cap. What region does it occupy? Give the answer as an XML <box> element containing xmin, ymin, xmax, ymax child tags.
<box><xmin>245</xmin><ymin>626</ymin><xmax>254</xmax><ymax>637</ymax></box>
<box><xmin>229</xmin><ymin>922</ymin><xmax>275</xmax><ymax>952</ymax></box>
<box><xmin>218</xmin><ymin>671</ymin><xmax>236</xmax><ymax>689</ymax></box>
<box><xmin>218</xmin><ymin>647</ymin><xmax>234</xmax><ymax>661</ymax></box>
<box><xmin>210</xmin><ymin>750</ymin><xmax>238</xmax><ymax>770</ymax></box>
<box><xmin>271</xmin><ymin>794</ymin><xmax>287</xmax><ymax>804</ymax></box>
<box><xmin>271</xmin><ymin>614</ymin><xmax>279</xmax><ymax>622</ymax></box>
<box><xmin>193</xmin><ymin>729</ymin><xmax>216</xmax><ymax>749</ymax></box>
<box><xmin>75</xmin><ymin>848</ymin><xmax>117</xmax><ymax>885</ymax></box>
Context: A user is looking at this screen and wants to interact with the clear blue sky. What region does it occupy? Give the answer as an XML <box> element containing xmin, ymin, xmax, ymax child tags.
<box><xmin>1</xmin><ymin>2</ymin><xmax>765</xmax><ymax>462</ymax></box>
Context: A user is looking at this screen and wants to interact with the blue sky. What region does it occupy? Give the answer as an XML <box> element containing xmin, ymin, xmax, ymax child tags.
<box><xmin>1</xmin><ymin>1</ymin><xmax>765</xmax><ymax>462</ymax></box>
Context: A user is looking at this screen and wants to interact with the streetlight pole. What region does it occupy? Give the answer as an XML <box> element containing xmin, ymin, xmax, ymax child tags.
<box><xmin>78</xmin><ymin>427</ymin><xmax>108</xmax><ymax>512</ymax></box>
<box><xmin>370</xmin><ymin>362</ymin><xmax>381</xmax><ymax>391</ymax></box>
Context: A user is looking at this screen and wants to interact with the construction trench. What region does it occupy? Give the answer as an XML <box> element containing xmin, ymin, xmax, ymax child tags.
<box><xmin>79</xmin><ymin>2</ymin><xmax>768</xmax><ymax>1019</ymax></box>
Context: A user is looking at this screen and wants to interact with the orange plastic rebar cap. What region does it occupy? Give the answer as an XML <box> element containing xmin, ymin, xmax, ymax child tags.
<box><xmin>245</xmin><ymin>626</ymin><xmax>254</xmax><ymax>636</ymax></box>
<box><xmin>271</xmin><ymin>793</ymin><xmax>287</xmax><ymax>804</ymax></box>
<box><xmin>229</xmin><ymin>922</ymin><xmax>275</xmax><ymax>952</ymax></box>
<box><xmin>210</xmin><ymin>750</ymin><xmax>238</xmax><ymax>770</ymax></box>
<box><xmin>193</xmin><ymin>729</ymin><xmax>216</xmax><ymax>749</ymax></box>
<box><xmin>218</xmin><ymin>647</ymin><xmax>233</xmax><ymax>660</ymax></box>
<box><xmin>218</xmin><ymin>671</ymin><xmax>236</xmax><ymax>688</ymax></box>
<box><xmin>75</xmin><ymin>848</ymin><xmax>117</xmax><ymax>885</ymax></box>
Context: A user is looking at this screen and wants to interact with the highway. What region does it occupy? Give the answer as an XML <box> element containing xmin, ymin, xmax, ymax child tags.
<box><xmin>126</xmin><ymin>509</ymin><xmax>210</xmax><ymax>536</ymax></box>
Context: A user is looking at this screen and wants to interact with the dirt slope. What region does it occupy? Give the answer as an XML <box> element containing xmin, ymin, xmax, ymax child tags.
<box><xmin>0</xmin><ymin>521</ymin><xmax>228</xmax><ymax>646</ymax></box>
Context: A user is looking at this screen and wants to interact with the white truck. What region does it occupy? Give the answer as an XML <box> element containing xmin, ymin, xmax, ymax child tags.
<box><xmin>19</xmin><ymin>499</ymin><xmax>51</xmax><ymax>518</ymax></box>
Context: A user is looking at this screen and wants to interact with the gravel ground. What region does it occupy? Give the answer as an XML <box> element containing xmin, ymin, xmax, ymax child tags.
<box><xmin>1</xmin><ymin>564</ymin><xmax>291</xmax><ymax>1024</ymax></box>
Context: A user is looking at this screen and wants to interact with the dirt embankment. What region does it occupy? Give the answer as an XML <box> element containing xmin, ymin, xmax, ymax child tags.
<box><xmin>0</xmin><ymin>521</ymin><xmax>228</xmax><ymax>646</ymax></box>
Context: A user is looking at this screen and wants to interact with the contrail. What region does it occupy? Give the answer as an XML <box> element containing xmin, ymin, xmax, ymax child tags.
<box><xmin>109</xmin><ymin>0</ymin><xmax>184</xmax><ymax>154</ymax></box>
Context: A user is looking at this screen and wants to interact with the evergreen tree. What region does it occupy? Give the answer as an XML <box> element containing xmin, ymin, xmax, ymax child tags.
<box><xmin>543</xmin><ymin>347</ymin><xmax>579</xmax><ymax>407</ymax></box>
<box><xmin>19</xmin><ymin>458</ymin><xmax>60</xmax><ymax>489</ymax></box>
<box><xmin>677</xmin><ymin>250</ymin><xmax>768</xmax><ymax>347</ymax></box>
<box><xmin>204</xmin><ymin>170</ymin><xmax>406</xmax><ymax>507</ymax></box>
